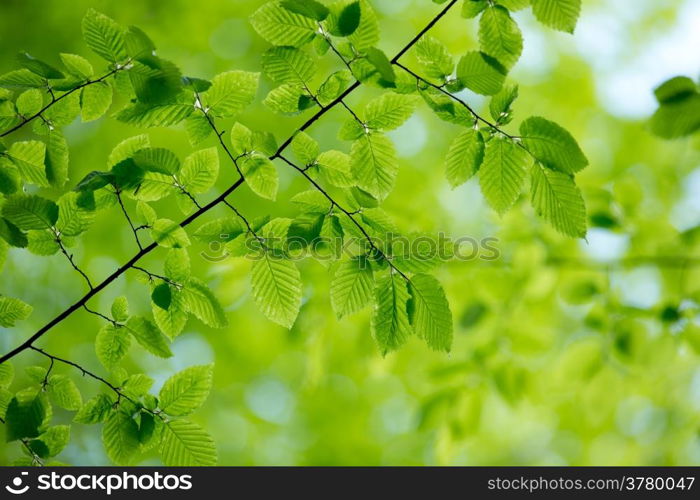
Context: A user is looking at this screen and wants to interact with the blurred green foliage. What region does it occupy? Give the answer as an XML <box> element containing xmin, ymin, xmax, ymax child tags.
<box><xmin>1</xmin><ymin>0</ymin><xmax>700</xmax><ymax>465</ymax></box>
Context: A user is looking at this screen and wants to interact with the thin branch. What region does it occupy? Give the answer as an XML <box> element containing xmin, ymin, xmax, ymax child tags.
<box><xmin>0</xmin><ymin>67</ymin><xmax>121</xmax><ymax>138</ymax></box>
<box><xmin>83</xmin><ymin>304</ymin><xmax>117</xmax><ymax>325</ymax></box>
<box><xmin>115</xmin><ymin>189</ymin><xmax>142</xmax><ymax>250</ymax></box>
<box><xmin>0</xmin><ymin>0</ymin><xmax>460</xmax><ymax>366</ymax></box>
<box><xmin>131</xmin><ymin>265</ymin><xmax>181</xmax><ymax>288</ymax></box>
<box><xmin>277</xmin><ymin>154</ymin><xmax>411</xmax><ymax>282</ymax></box>
<box><xmin>28</xmin><ymin>346</ymin><xmax>148</xmax><ymax>412</ymax></box>
<box><xmin>55</xmin><ymin>235</ymin><xmax>93</xmax><ymax>289</ymax></box>
<box><xmin>395</xmin><ymin>62</ymin><xmax>538</xmax><ymax>160</ymax></box>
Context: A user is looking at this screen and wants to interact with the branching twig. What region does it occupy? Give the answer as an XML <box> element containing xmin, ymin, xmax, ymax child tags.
<box><xmin>131</xmin><ymin>265</ymin><xmax>181</xmax><ymax>288</ymax></box>
<box><xmin>0</xmin><ymin>67</ymin><xmax>121</xmax><ymax>138</ymax></box>
<box><xmin>0</xmin><ymin>0</ymin><xmax>460</xmax><ymax>365</ymax></box>
<box><xmin>28</xmin><ymin>346</ymin><xmax>148</xmax><ymax>412</ymax></box>
<box><xmin>55</xmin><ymin>235</ymin><xmax>93</xmax><ymax>289</ymax></box>
<box><xmin>115</xmin><ymin>189</ymin><xmax>142</xmax><ymax>250</ymax></box>
<box><xmin>276</xmin><ymin>154</ymin><xmax>411</xmax><ymax>282</ymax></box>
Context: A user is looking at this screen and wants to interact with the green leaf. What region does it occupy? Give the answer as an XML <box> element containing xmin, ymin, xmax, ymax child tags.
<box><xmin>15</xmin><ymin>89</ymin><xmax>43</xmax><ymax>116</ymax></box>
<box><xmin>45</xmin><ymin>131</ymin><xmax>70</xmax><ymax>187</ymax></box>
<box><xmin>82</xmin><ymin>8</ymin><xmax>127</xmax><ymax>62</ymax></box>
<box><xmin>456</xmin><ymin>51</ymin><xmax>506</xmax><ymax>96</ymax></box>
<box><xmin>0</xmin><ymin>296</ymin><xmax>32</xmax><ymax>327</ymax></box>
<box><xmin>151</xmin><ymin>283</ymin><xmax>172</xmax><ymax>310</ymax></box>
<box><xmin>445</xmin><ymin>129</ymin><xmax>485</xmax><ymax>188</ymax></box>
<box><xmin>8</xmin><ymin>140</ymin><xmax>49</xmax><ymax>186</ymax></box>
<box><xmin>241</xmin><ymin>154</ymin><xmax>279</xmax><ymax>200</ymax></box>
<box><xmin>264</xmin><ymin>84</ymin><xmax>313</xmax><ymax>115</ymax></box>
<box><xmin>250</xmin><ymin>1</ymin><xmax>318</xmax><ymax>47</ymax></box>
<box><xmin>74</xmin><ymin>394</ymin><xmax>113</xmax><ymax>424</ymax></box>
<box><xmin>479</xmin><ymin>5</ymin><xmax>523</xmax><ymax>69</ymax></box>
<box><xmin>5</xmin><ymin>390</ymin><xmax>50</xmax><ymax>441</ymax></box>
<box><xmin>80</xmin><ymin>81</ymin><xmax>113</xmax><ymax>122</ymax></box>
<box><xmin>151</xmin><ymin>219</ymin><xmax>191</xmax><ymax>248</ymax></box>
<box><xmin>499</xmin><ymin>0</ymin><xmax>531</xmax><ymax>10</ymax></box>
<box><xmin>102</xmin><ymin>411</ymin><xmax>139</xmax><ymax>465</ymax></box>
<box><xmin>111</xmin><ymin>295</ymin><xmax>129</xmax><ymax>321</ymax></box>
<box><xmin>43</xmin><ymin>92</ymin><xmax>80</xmax><ymax>126</ymax></box>
<box><xmin>2</xmin><ymin>194</ymin><xmax>58</xmax><ymax>230</ymax></box>
<box><xmin>415</xmin><ymin>36</ymin><xmax>454</xmax><ymax>81</ymax></box>
<box><xmin>128</xmin><ymin>56</ymin><xmax>183</xmax><ymax>105</ymax></box>
<box><xmin>372</xmin><ymin>273</ymin><xmax>411</xmax><ymax>354</ymax></box>
<box><xmin>654</xmin><ymin>76</ymin><xmax>698</xmax><ymax>104</ymax></box>
<box><xmin>123</xmin><ymin>374</ymin><xmax>154</xmax><ymax>397</ymax></box>
<box><xmin>317</xmin><ymin>150</ymin><xmax>354</xmax><ymax>187</ymax></box>
<box><xmin>407</xmin><ymin>274</ymin><xmax>452</xmax><ymax>352</ymax></box>
<box><xmin>95</xmin><ymin>324</ymin><xmax>131</xmax><ymax>370</ymax></box>
<box><xmin>336</xmin><ymin>1</ymin><xmax>362</xmax><ymax>36</ymax></box>
<box><xmin>133</xmin><ymin>148</ymin><xmax>180</xmax><ymax>176</ymax></box>
<box><xmin>291</xmin><ymin>131</ymin><xmax>320</xmax><ymax>166</ymax></box>
<box><xmin>193</xmin><ymin>217</ymin><xmax>245</xmax><ymax>243</ymax></box>
<box><xmin>108</xmin><ymin>134</ymin><xmax>150</xmax><ymax>166</ymax></box>
<box><xmin>281</xmin><ymin>0</ymin><xmax>330</xmax><ymax>21</ymax></box>
<box><xmin>0</xmin><ymin>362</ymin><xmax>14</xmax><ymax>388</ymax></box>
<box><xmin>317</xmin><ymin>70</ymin><xmax>353</xmax><ymax>106</ymax></box>
<box><xmin>330</xmin><ymin>256</ymin><xmax>374</xmax><ymax>318</ymax></box>
<box><xmin>489</xmin><ymin>83</ymin><xmax>519</xmax><ymax>124</ymax></box>
<box><xmin>229</xmin><ymin>122</ymin><xmax>253</xmax><ymax>157</ymax></box>
<box><xmin>419</xmin><ymin>88</ymin><xmax>475</xmax><ymax>127</ymax></box>
<box><xmin>364</xmin><ymin>93</ymin><xmax>417</xmax><ymax>132</ymax></box>
<box><xmin>288</xmin><ymin>212</ymin><xmax>325</xmax><ymax>248</ymax></box>
<box><xmin>0</xmin><ymin>69</ymin><xmax>46</xmax><ymax>90</ymax></box>
<box><xmin>651</xmin><ymin>93</ymin><xmax>700</xmax><ymax>139</ymax></box>
<box><xmin>159</xmin><ymin>419</ymin><xmax>217</xmax><ymax>466</ymax></box>
<box><xmin>57</xmin><ymin>192</ymin><xmax>95</xmax><ymax>237</ymax></box>
<box><xmin>251</xmin><ymin>252</ymin><xmax>302</xmax><ymax>328</ymax></box>
<box><xmin>520</xmin><ymin>116</ymin><xmax>588</xmax><ymax>174</ymax></box>
<box><xmin>31</xmin><ymin>425</ymin><xmax>70</xmax><ymax>458</ymax></box>
<box><xmin>351</xmin><ymin>132</ymin><xmax>397</xmax><ymax>200</ymax></box>
<box><xmin>159</xmin><ymin>364</ymin><xmax>213</xmax><ymax>416</ymax></box>
<box><xmin>531</xmin><ymin>0</ymin><xmax>581</xmax><ymax>34</ymax></box>
<box><xmin>185</xmin><ymin>115</ymin><xmax>212</xmax><ymax>145</ymax></box>
<box><xmin>0</xmin><ymin>218</ymin><xmax>28</xmax><ymax>248</ymax></box>
<box><xmin>204</xmin><ymin>71</ymin><xmax>259</xmax><ymax>117</ymax></box>
<box><xmin>462</xmin><ymin>0</ymin><xmax>488</xmax><ymax>18</ymax></box>
<box><xmin>179</xmin><ymin>147</ymin><xmax>219</xmax><ymax>194</ymax></box>
<box><xmin>530</xmin><ymin>163</ymin><xmax>587</xmax><ymax>238</ymax></box>
<box><xmin>182</xmin><ymin>278</ymin><xmax>228</xmax><ymax>328</ymax></box>
<box><xmin>262</xmin><ymin>46</ymin><xmax>315</xmax><ymax>85</ymax></box>
<box><xmin>0</xmin><ymin>160</ymin><xmax>21</xmax><ymax>195</ymax></box>
<box><xmin>291</xmin><ymin>190</ymin><xmax>332</xmax><ymax>212</ymax></box>
<box><xmin>125</xmin><ymin>316</ymin><xmax>173</xmax><ymax>358</ymax></box>
<box><xmin>60</xmin><ymin>53</ymin><xmax>93</xmax><ymax>79</ymax></box>
<box><xmin>16</xmin><ymin>52</ymin><xmax>64</xmax><ymax>79</ymax></box>
<box><xmin>47</xmin><ymin>374</ymin><xmax>82</xmax><ymax>411</ymax></box>
<box><xmin>153</xmin><ymin>287</ymin><xmax>187</xmax><ymax>339</ymax></box>
<box><xmin>115</xmin><ymin>102</ymin><xmax>194</xmax><ymax>128</ymax></box>
<box><xmin>365</xmin><ymin>47</ymin><xmax>395</xmax><ymax>85</ymax></box>
<box><xmin>27</xmin><ymin>230</ymin><xmax>59</xmax><ymax>256</ymax></box>
<box><xmin>478</xmin><ymin>136</ymin><xmax>528</xmax><ymax>214</ymax></box>
<box><xmin>347</xmin><ymin>0</ymin><xmax>379</xmax><ymax>50</ymax></box>
<box><xmin>165</xmin><ymin>248</ymin><xmax>191</xmax><ymax>283</ymax></box>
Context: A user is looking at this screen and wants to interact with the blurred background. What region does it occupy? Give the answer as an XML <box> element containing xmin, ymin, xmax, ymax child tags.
<box><xmin>1</xmin><ymin>0</ymin><xmax>700</xmax><ymax>465</ymax></box>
